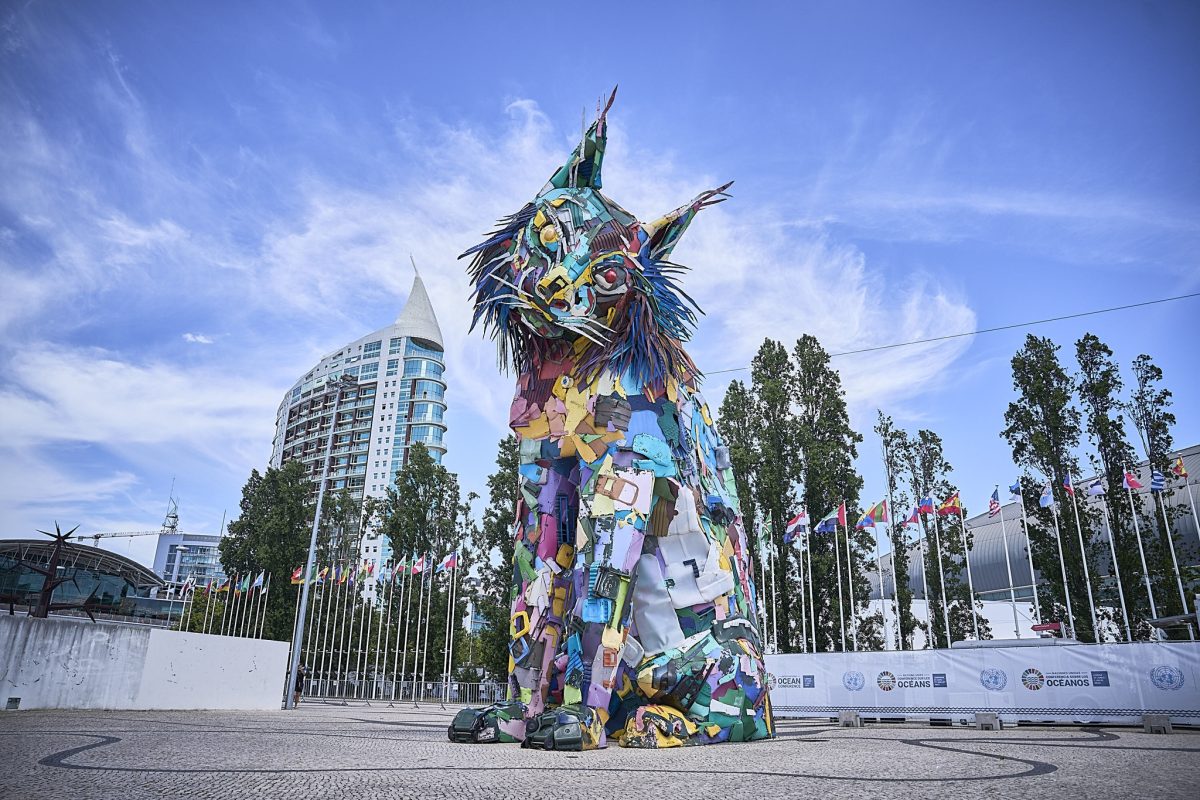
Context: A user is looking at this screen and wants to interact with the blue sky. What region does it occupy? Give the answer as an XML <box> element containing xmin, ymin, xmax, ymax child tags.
<box><xmin>2</xmin><ymin>1</ymin><xmax>1198</xmax><ymax>567</ymax></box>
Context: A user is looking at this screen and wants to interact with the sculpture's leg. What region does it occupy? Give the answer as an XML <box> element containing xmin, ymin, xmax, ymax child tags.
<box><xmin>620</xmin><ymin>621</ymin><xmax>774</xmax><ymax>748</ymax></box>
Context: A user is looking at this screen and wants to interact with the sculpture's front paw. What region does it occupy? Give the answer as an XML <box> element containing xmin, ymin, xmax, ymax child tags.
<box><xmin>521</xmin><ymin>704</ymin><xmax>607</xmax><ymax>751</ymax></box>
<box><xmin>447</xmin><ymin>700</ymin><xmax>527</xmax><ymax>744</ymax></box>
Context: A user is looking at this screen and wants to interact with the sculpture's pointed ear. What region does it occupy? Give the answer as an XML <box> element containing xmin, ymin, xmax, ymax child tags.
<box><xmin>542</xmin><ymin>87</ymin><xmax>618</xmax><ymax>192</ymax></box>
<box><xmin>639</xmin><ymin>181</ymin><xmax>733</xmax><ymax>262</ymax></box>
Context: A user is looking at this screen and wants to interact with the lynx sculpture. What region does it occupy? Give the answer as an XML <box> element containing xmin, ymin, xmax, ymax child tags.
<box><xmin>457</xmin><ymin>91</ymin><xmax>773</xmax><ymax>750</ymax></box>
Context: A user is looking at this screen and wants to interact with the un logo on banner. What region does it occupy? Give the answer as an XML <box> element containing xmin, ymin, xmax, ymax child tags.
<box><xmin>980</xmin><ymin>667</ymin><xmax>1008</xmax><ymax>691</ymax></box>
<box><xmin>1021</xmin><ymin>668</ymin><xmax>1045</xmax><ymax>690</ymax></box>
<box><xmin>1150</xmin><ymin>665</ymin><xmax>1185</xmax><ymax>691</ymax></box>
<box><xmin>843</xmin><ymin>670</ymin><xmax>866</xmax><ymax>692</ymax></box>
<box><xmin>877</xmin><ymin>671</ymin><xmax>897</xmax><ymax>691</ymax></box>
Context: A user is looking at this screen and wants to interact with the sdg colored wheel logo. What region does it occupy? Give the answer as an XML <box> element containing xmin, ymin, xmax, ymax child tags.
<box><xmin>980</xmin><ymin>667</ymin><xmax>1008</xmax><ymax>692</ymax></box>
<box><xmin>877</xmin><ymin>671</ymin><xmax>897</xmax><ymax>691</ymax></box>
<box><xmin>843</xmin><ymin>671</ymin><xmax>866</xmax><ymax>692</ymax></box>
<box><xmin>1021</xmin><ymin>668</ymin><xmax>1045</xmax><ymax>690</ymax></box>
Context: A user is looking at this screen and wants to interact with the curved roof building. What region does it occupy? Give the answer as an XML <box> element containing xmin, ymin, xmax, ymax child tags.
<box><xmin>269</xmin><ymin>273</ymin><xmax>446</xmax><ymax>575</ymax></box>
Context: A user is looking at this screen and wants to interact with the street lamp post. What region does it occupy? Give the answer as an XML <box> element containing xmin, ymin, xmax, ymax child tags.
<box><xmin>286</xmin><ymin>373</ymin><xmax>358</xmax><ymax>709</ymax></box>
<box><xmin>171</xmin><ymin>546</ymin><xmax>189</xmax><ymax>628</ymax></box>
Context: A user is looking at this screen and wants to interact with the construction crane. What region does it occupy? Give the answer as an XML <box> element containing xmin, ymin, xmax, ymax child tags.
<box><xmin>85</xmin><ymin>530</ymin><xmax>172</xmax><ymax>547</ymax></box>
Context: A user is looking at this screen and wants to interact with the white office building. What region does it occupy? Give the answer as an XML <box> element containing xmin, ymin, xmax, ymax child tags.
<box><xmin>269</xmin><ymin>273</ymin><xmax>447</xmax><ymax>583</ymax></box>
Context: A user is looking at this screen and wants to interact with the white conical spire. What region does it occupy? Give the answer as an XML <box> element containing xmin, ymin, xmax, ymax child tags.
<box><xmin>393</xmin><ymin>268</ymin><xmax>444</xmax><ymax>350</ymax></box>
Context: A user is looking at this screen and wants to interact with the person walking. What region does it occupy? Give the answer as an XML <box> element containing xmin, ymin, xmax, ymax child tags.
<box><xmin>292</xmin><ymin>664</ymin><xmax>309</xmax><ymax>708</ymax></box>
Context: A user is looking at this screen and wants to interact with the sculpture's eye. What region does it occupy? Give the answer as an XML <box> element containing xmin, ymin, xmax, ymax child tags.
<box><xmin>539</xmin><ymin>225</ymin><xmax>558</xmax><ymax>246</ymax></box>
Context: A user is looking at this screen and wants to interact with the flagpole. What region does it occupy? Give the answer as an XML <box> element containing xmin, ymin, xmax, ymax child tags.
<box><xmin>220</xmin><ymin>574</ymin><xmax>234</xmax><ymax>636</ymax></box>
<box><xmin>914</xmin><ymin>515</ymin><xmax>934</xmax><ymax>648</ymax></box>
<box><xmin>842</xmin><ymin>503</ymin><xmax>858</xmax><ymax>652</ymax></box>
<box><xmin>1048</xmin><ymin>501</ymin><xmax>1077</xmax><ymax>640</ymax></box>
<box><xmin>994</xmin><ymin>492</ymin><xmax>1022</xmax><ymax>638</ymax></box>
<box><xmin>201</xmin><ymin>582</ymin><xmax>213</xmax><ymax>635</ymax></box>
<box><xmin>795</xmin><ymin>526</ymin><xmax>808</xmax><ymax>653</ymax></box>
<box><xmin>446</xmin><ymin>557</ymin><xmax>461</xmax><ymax>702</ymax></box>
<box><xmin>831</xmin><ymin>511</ymin><xmax>847</xmax><ymax>651</ymax></box>
<box><xmin>1154</xmin><ymin>488</ymin><xmax>1193</xmax><ymax>641</ymax></box>
<box><xmin>804</xmin><ymin>519</ymin><xmax>817</xmax><ymax>653</ymax></box>
<box><xmin>881</xmin><ymin>435</ymin><xmax>903</xmax><ymax>650</ymax></box>
<box><xmin>756</xmin><ymin>518</ymin><xmax>769</xmax><ymax>647</ymax></box>
<box><xmin>1066</xmin><ymin>475</ymin><xmax>1100</xmax><ymax>641</ymax></box>
<box><xmin>410</xmin><ymin>557</ymin><xmax>428</xmax><ymax>703</ymax></box>
<box><xmin>373</xmin><ymin>569</ymin><xmax>388</xmax><ymax>700</ymax></box>
<box><xmin>954</xmin><ymin>504</ymin><xmax>980</xmax><ymax>641</ymax></box>
<box><xmin>930</xmin><ymin>508</ymin><xmax>951</xmax><ymax>645</ymax></box>
<box><xmin>871</xmin><ymin>515</ymin><xmax>888</xmax><ymax>650</ymax></box>
<box><xmin>336</xmin><ymin>566</ymin><xmax>352</xmax><ymax>698</ymax></box>
<box><xmin>1124</xmin><ymin>467</ymin><xmax>1159</xmax><ymax>633</ymax></box>
<box><xmin>420</xmin><ymin>554</ymin><xmax>435</xmax><ymax>702</ymax></box>
<box><xmin>1013</xmin><ymin>487</ymin><xmax>1043</xmax><ymax>626</ymax></box>
<box><xmin>440</xmin><ymin>561</ymin><xmax>452</xmax><ymax>701</ymax></box>
<box><xmin>768</xmin><ymin>520</ymin><xmax>779</xmax><ymax>652</ymax></box>
<box><xmin>1099</xmin><ymin>504</ymin><xmax>1132</xmax><ymax>642</ymax></box>
<box><xmin>381</xmin><ymin>564</ymin><xmax>396</xmax><ymax>702</ymax></box>
<box><xmin>310</xmin><ymin>571</ymin><xmax>328</xmax><ymax>695</ymax></box>
<box><xmin>257</xmin><ymin>574</ymin><xmax>271</xmax><ymax>638</ymax></box>
<box><xmin>355</xmin><ymin>568</ymin><xmax>372</xmax><ymax>699</ymax></box>
<box><xmin>395</xmin><ymin>559</ymin><xmax>412</xmax><ymax>701</ymax></box>
<box><xmin>346</xmin><ymin>569</ymin><xmax>363</xmax><ymax>699</ymax></box>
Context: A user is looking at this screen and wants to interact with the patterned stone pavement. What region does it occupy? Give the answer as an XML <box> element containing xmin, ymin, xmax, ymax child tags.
<box><xmin>1</xmin><ymin>703</ymin><xmax>1197</xmax><ymax>799</ymax></box>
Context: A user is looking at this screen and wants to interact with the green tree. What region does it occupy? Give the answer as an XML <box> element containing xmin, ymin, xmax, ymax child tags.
<box><xmin>876</xmin><ymin>411</ymin><xmax>915</xmax><ymax>650</ymax></box>
<box><xmin>717</xmin><ymin>379</ymin><xmax>761</xmax><ymax>553</ymax></box>
<box><xmin>1003</xmin><ymin>334</ymin><xmax>1098</xmax><ymax>642</ymax></box>
<box><xmin>475</xmin><ymin>435</ymin><xmax>520</xmax><ymax>681</ymax></box>
<box><xmin>792</xmin><ymin>334</ymin><xmax>868</xmax><ymax>652</ymax></box>
<box><xmin>898</xmin><ymin>429</ymin><xmax>989</xmax><ymax>645</ymax></box>
<box><xmin>1127</xmin><ymin>354</ymin><xmax>1191</xmax><ymax>623</ymax></box>
<box><xmin>1075</xmin><ymin>333</ymin><xmax>1148</xmax><ymax>638</ymax></box>
<box><xmin>369</xmin><ymin>444</ymin><xmax>473</xmax><ymax>682</ymax></box>
<box><xmin>219</xmin><ymin>459</ymin><xmax>314</xmax><ymax>642</ymax></box>
<box><xmin>749</xmin><ymin>339</ymin><xmax>803</xmax><ymax>650</ymax></box>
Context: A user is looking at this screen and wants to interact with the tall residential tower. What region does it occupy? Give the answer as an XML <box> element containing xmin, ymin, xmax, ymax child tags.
<box><xmin>269</xmin><ymin>273</ymin><xmax>447</xmax><ymax>578</ymax></box>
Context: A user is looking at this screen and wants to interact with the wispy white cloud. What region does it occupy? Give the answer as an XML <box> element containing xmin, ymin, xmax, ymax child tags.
<box><xmin>182</xmin><ymin>332</ymin><xmax>214</xmax><ymax>344</ymax></box>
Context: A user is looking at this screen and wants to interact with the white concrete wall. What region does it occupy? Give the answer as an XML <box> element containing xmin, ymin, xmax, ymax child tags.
<box><xmin>0</xmin><ymin>614</ymin><xmax>288</xmax><ymax>711</ymax></box>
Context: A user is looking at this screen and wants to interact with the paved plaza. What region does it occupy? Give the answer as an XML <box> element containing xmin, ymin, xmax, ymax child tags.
<box><xmin>1</xmin><ymin>703</ymin><xmax>1197</xmax><ymax>799</ymax></box>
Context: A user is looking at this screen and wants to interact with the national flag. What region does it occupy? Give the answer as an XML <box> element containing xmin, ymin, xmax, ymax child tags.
<box><xmin>337</xmin><ymin>565</ymin><xmax>348</xmax><ymax>585</ymax></box>
<box><xmin>855</xmin><ymin>508</ymin><xmax>873</xmax><ymax>530</ymax></box>
<box><xmin>1009</xmin><ymin>480</ymin><xmax>1022</xmax><ymax>497</ymax></box>
<box><xmin>316</xmin><ymin>566</ymin><xmax>329</xmax><ymax>583</ymax></box>
<box><xmin>783</xmin><ymin>510</ymin><xmax>807</xmax><ymax>544</ymax></box>
<box><xmin>1087</xmin><ymin>479</ymin><xmax>1105</xmax><ymax>497</ymax></box>
<box><xmin>874</xmin><ymin>500</ymin><xmax>888</xmax><ymax>523</ymax></box>
<box><xmin>917</xmin><ymin>496</ymin><xmax>935</xmax><ymax>514</ymax></box>
<box><xmin>436</xmin><ymin>552</ymin><xmax>458</xmax><ymax>572</ymax></box>
<box><xmin>204</xmin><ymin>577</ymin><xmax>215</xmax><ymax>593</ymax></box>
<box><xmin>1039</xmin><ymin>484</ymin><xmax>1054</xmax><ymax>508</ymax></box>
<box><xmin>252</xmin><ymin>571</ymin><xmax>265</xmax><ymax>590</ymax></box>
<box><xmin>855</xmin><ymin>500</ymin><xmax>887</xmax><ymax>529</ymax></box>
<box><xmin>1062</xmin><ymin>473</ymin><xmax>1075</xmax><ymax>497</ymax></box>
<box><xmin>814</xmin><ymin>503</ymin><xmax>845</xmax><ymax>534</ymax></box>
<box><xmin>181</xmin><ymin>576</ymin><xmax>195</xmax><ymax>593</ymax></box>
<box><xmin>904</xmin><ymin>507</ymin><xmax>920</xmax><ymax>526</ymax></box>
<box><xmin>988</xmin><ymin>489</ymin><xmax>1001</xmax><ymax>518</ymax></box>
<box><xmin>240</xmin><ymin>574</ymin><xmax>251</xmax><ymax>593</ymax></box>
<box><xmin>216</xmin><ymin>577</ymin><xmax>230</xmax><ymax>593</ymax></box>
<box><xmin>1171</xmin><ymin>457</ymin><xmax>1188</xmax><ymax>479</ymax></box>
<box><xmin>411</xmin><ymin>555</ymin><xmax>426</xmax><ymax>574</ymax></box>
<box><xmin>1122</xmin><ymin>471</ymin><xmax>1143</xmax><ymax>490</ymax></box>
<box><xmin>1150</xmin><ymin>471</ymin><xmax>1165</xmax><ymax>492</ymax></box>
<box><xmin>290</xmin><ymin>566</ymin><xmax>304</xmax><ymax>585</ymax></box>
<box><xmin>937</xmin><ymin>492</ymin><xmax>962</xmax><ymax>516</ymax></box>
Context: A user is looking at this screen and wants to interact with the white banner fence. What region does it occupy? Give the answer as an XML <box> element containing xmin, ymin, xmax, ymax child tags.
<box><xmin>766</xmin><ymin>642</ymin><xmax>1200</xmax><ymax>725</ymax></box>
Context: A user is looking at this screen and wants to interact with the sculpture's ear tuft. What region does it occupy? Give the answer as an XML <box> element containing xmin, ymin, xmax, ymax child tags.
<box><xmin>542</xmin><ymin>87</ymin><xmax>618</xmax><ymax>193</ymax></box>
<box><xmin>639</xmin><ymin>181</ymin><xmax>733</xmax><ymax>263</ymax></box>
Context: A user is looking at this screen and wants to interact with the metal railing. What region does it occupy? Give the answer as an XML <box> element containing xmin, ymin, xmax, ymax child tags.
<box><xmin>300</xmin><ymin>677</ymin><xmax>503</xmax><ymax>706</ymax></box>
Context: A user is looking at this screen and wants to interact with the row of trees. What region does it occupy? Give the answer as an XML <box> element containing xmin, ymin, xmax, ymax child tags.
<box><xmin>216</xmin><ymin>445</ymin><xmax>478</xmax><ymax>682</ymax></box>
<box><xmin>715</xmin><ymin>332</ymin><xmax>1193</xmax><ymax>651</ymax></box>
